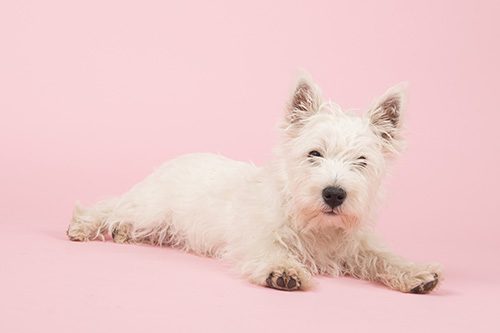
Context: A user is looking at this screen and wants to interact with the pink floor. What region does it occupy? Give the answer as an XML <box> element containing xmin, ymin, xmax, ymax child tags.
<box><xmin>1</xmin><ymin>220</ymin><xmax>498</xmax><ymax>332</ymax></box>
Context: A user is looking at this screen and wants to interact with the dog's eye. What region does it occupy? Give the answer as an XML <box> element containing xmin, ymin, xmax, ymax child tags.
<box><xmin>355</xmin><ymin>156</ymin><xmax>367</xmax><ymax>167</ymax></box>
<box><xmin>308</xmin><ymin>150</ymin><xmax>323</xmax><ymax>158</ymax></box>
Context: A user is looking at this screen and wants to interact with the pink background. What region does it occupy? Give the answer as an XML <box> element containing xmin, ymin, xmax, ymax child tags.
<box><xmin>1</xmin><ymin>0</ymin><xmax>499</xmax><ymax>332</ymax></box>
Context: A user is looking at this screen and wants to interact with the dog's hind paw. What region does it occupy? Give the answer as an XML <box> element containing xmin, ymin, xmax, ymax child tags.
<box><xmin>111</xmin><ymin>223</ymin><xmax>132</xmax><ymax>244</ymax></box>
<box><xmin>67</xmin><ymin>220</ymin><xmax>105</xmax><ymax>242</ymax></box>
<box><xmin>266</xmin><ymin>268</ymin><xmax>301</xmax><ymax>291</ymax></box>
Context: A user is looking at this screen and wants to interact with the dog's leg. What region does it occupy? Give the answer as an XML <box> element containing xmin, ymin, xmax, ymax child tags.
<box><xmin>110</xmin><ymin>223</ymin><xmax>133</xmax><ymax>244</ymax></box>
<box><xmin>343</xmin><ymin>234</ymin><xmax>441</xmax><ymax>294</ymax></box>
<box><xmin>68</xmin><ymin>198</ymin><xmax>170</xmax><ymax>246</ymax></box>
<box><xmin>66</xmin><ymin>200</ymin><xmax>115</xmax><ymax>241</ymax></box>
<box><xmin>229</xmin><ymin>239</ymin><xmax>312</xmax><ymax>291</ymax></box>
<box><xmin>67</xmin><ymin>198</ymin><xmax>137</xmax><ymax>243</ymax></box>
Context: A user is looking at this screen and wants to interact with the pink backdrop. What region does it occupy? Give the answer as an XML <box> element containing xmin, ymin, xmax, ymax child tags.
<box><xmin>1</xmin><ymin>1</ymin><xmax>499</xmax><ymax>332</ymax></box>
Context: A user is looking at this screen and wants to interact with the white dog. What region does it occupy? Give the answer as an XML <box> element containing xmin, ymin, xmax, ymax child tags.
<box><xmin>67</xmin><ymin>76</ymin><xmax>441</xmax><ymax>293</ymax></box>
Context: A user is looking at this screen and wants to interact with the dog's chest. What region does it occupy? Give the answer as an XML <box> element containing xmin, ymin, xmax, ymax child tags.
<box><xmin>293</xmin><ymin>229</ymin><xmax>351</xmax><ymax>275</ymax></box>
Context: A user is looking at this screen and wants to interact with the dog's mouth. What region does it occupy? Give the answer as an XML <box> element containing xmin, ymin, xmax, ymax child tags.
<box><xmin>322</xmin><ymin>209</ymin><xmax>338</xmax><ymax>216</ymax></box>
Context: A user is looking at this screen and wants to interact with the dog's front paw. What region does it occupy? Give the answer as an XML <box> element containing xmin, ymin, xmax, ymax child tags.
<box><xmin>380</xmin><ymin>263</ymin><xmax>441</xmax><ymax>294</ymax></box>
<box><xmin>409</xmin><ymin>272</ymin><xmax>440</xmax><ymax>294</ymax></box>
<box><xmin>266</xmin><ymin>268</ymin><xmax>302</xmax><ymax>291</ymax></box>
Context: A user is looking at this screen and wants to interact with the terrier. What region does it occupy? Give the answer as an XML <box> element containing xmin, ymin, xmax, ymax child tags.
<box><xmin>67</xmin><ymin>76</ymin><xmax>441</xmax><ymax>293</ymax></box>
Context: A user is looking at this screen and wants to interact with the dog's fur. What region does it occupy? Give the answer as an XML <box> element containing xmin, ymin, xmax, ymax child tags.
<box><xmin>67</xmin><ymin>76</ymin><xmax>441</xmax><ymax>293</ymax></box>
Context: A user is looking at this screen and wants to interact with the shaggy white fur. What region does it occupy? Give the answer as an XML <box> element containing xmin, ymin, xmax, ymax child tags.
<box><xmin>67</xmin><ymin>76</ymin><xmax>441</xmax><ymax>293</ymax></box>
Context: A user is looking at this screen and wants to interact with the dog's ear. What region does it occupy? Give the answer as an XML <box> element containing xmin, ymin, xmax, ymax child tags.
<box><xmin>285</xmin><ymin>76</ymin><xmax>322</xmax><ymax>126</ymax></box>
<box><xmin>368</xmin><ymin>83</ymin><xmax>406</xmax><ymax>154</ymax></box>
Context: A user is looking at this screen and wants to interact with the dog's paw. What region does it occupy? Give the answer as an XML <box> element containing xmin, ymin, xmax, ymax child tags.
<box><xmin>382</xmin><ymin>263</ymin><xmax>441</xmax><ymax>294</ymax></box>
<box><xmin>67</xmin><ymin>227</ymin><xmax>89</xmax><ymax>242</ymax></box>
<box><xmin>111</xmin><ymin>224</ymin><xmax>132</xmax><ymax>244</ymax></box>
<box><xmin>266</xmin><ymin>268</ymin><xmax>302</xmax><ymax>291</ymax></box>
<box><xmin>67</xmin><ymin>220</ymin><xmax>105</xmax><ymax>242</ymax></box>
<box><xmin>409</xmin><ymin>272</ymin><xmax>439</xmax><ymax>294</ymax></box>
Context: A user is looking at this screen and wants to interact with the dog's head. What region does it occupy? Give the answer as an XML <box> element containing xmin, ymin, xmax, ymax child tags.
<box><xmin>278</xmin><ymin>76</ymin><xmax>405</xmax><ymax>230</ymax></box>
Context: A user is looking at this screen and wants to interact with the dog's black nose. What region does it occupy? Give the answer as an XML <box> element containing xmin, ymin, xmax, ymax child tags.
<box><xmin>322</xmin><ymin>186</ymin><xmax>346</xmax><ymax>209</ymax></box>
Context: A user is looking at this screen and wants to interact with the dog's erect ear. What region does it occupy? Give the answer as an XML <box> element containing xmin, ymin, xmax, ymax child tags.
<box><xmin>286</xmin><ymin>76</ymin><xmax>322</xmax><ymax>126</ymax></box>
<box><xmin>368</xmin><ymin>83</ymin><xmax>406</xmax><ymax>153</ymax></box>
